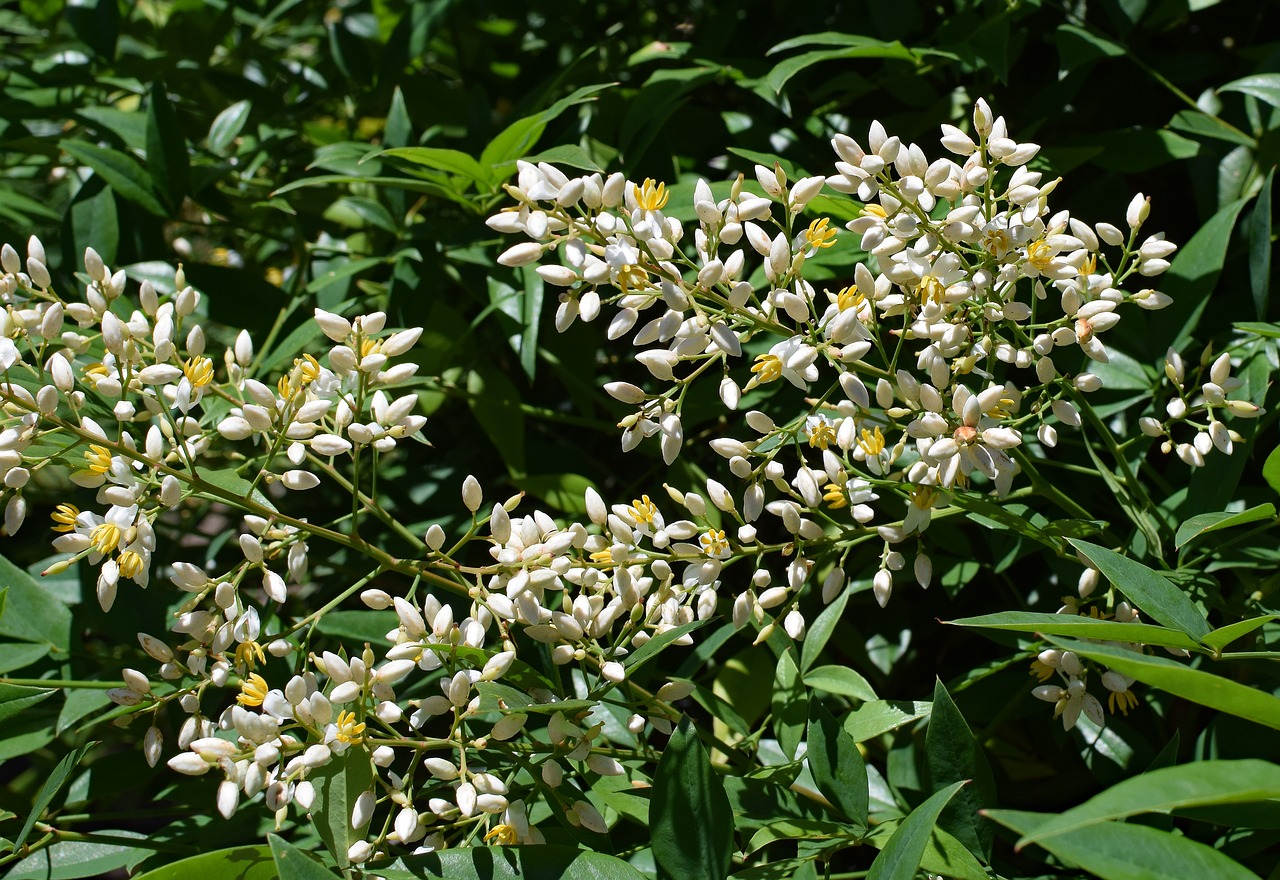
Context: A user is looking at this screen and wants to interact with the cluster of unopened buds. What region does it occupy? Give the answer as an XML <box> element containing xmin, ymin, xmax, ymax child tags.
<box><xmin>1138</xmin><ymin>345</ymin><xmax>1261</xmax><ymax>466</ymax></box>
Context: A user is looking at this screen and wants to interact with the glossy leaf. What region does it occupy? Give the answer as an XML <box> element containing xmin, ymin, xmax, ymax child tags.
<box><xmin>866</xmin><ymin>781</ymin><xmax>965</xmax><ymax>880</ymax></box>
<box><xmin>132</xmin><ymin>845</ymin><xmax>277</xmax><ymax>880</ymax></box>
<box><xmin>926</xmin><ymin>680</ymin><xmax>994</xmax><ymax>860</ymax></box>
<box><xmin>1017</xmin><ymin>759</ymin><xmax>1280</xmax><ymax>847</ymax></box>
<box><xmin>802</xmin><ymin>664</ymin><xmax>878</xmax><ymax>701</ymax></box>
<box><xmin>0</xmin><ymin>552</ymin><xmax>73</xmax><ymax>650</ymax></box>
<box><xmin>772</xmin><ymin>649</ymin><xmax>807</xmax><ymax>760</ymax></box>
<box><xmin>799</xmin><ymin>587</ymin><xmax>850</xmax><ymax>672</ymax></box>
<box><xmin>844</xmin><ymin>700</ymin><xmax>932</xmax><ymax>742</ymax></box>
<box><xmin>651</xmin><ymin>718</ymin><xmax>733</xmax><ymax>880</ymax></box>
<box><xmin>1155</xmin><ymin>196</ymin><xmax>1250</xmax><ymax>351</ymax></box>
<box><xmin>14</xmin><ymin>741</ymin><xmax>96</xmax><ymax>851</ymax></box>
<box><xmin>1264</xmin><ymin>444</ymin><xmax>1280</xmax><ymax>496</ymax></box>
<box><xmin>381</xmin><ymin>846</ymin><xmax>648</xmax><ymax>879</ymax></box>
<box><xmin>861</xmin><ymin>822</ymin><xmax>989</xmax><ymax>880</ymax></box>
<box><xmin>207</xmin><ymin>99</ymin><xmax>252</xmax><ymax>156</ymax></box>
<box><xmin>1047</xmin><ymin>637</ymin><xmax>1280</xmax><ymax>730</ymax></box>
<box><xmin>947</xmin><ymin>611</ymin><xmax>1203</xmax><ymax>653</ymax></box>
<box><xmin>0</xmin><ymin>684</ymin><xmax>55</xmax><ymax>725</ymax></box>
<box><xmin>59</xmin><ymin>141</ymin><xmax>167</xmax><ymax>217</ymax></box>
<box><xmin>1176</xmin><ymin>504</ymin><xmax>1276</xmax><ymax>548</ymax></box>
<box><xmin>806</xmin><ymin>700</ymin><xmax>868</xmax><ymax>830</ymax></box>
<box><xmin>270</xmin><ymin>835</ymin><xmax>339</xmax><ymax>880</ymax></box>
<box><xmin>622</xmin><ymin>618</ymin><xmax>711</xmax><ymax>671</ymax></box>
<box><xmin>1200</xmin><ymin>614</ymin><xmax>1279</xmax><ymax>651</ymax></box>
<box><xmin>1219</xmin><ymin>73</ymin><xmax>1280</xmax><ymax>109</ymax></box>
<box><xmin>987</xmin><ymin>808</ymin><xmax>1259</xmax><ymax>880</ymax></box>
<box><xmin>1067</xmin><ymin>540</ymin><xmax>1210</xmax><ymax>638</ymax></box>
<box><xmin>5</xmin><ymin>830</ymin><xmax>150</xmax><ymax>880</ymax></box>
<box><xmin>309</xmin><ymin>748</ymin><xmax>373</xmax><ymax>870</ymax></box>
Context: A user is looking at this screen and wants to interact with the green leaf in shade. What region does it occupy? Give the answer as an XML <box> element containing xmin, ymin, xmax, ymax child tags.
<box><xmin>1200</xmin><ymin>615</ymin><xmax>1279</xmax><ymax>651</ymax></box>
<box><xmin>1154</xmin><ymin>196</ymin><xmax>1250</xmax><ymax>351</ymax></box>
<box><xmin>1067</xmin><ymin>540</ymin><xmax>1210</xmax><ymax>638</ymax></box>
<box><xmin>378</xmin><ymin>147</ymin><xmax>493</xmax><ymax>187</ymax></box>
<box><xmin>131</xmin><ymin>845</ymin><xmax>277</xmax><ymax>880</ymax></box>
<box><xmin>59</xmin><ymin>141</ymin><xmax>167</xmax><ymax>217</ymax></box>
<box><xmin>926</xmin><ymin>680</ymin><xmax>995</xmax><ymax>861</ymax></box>
<box><xmin>0</xmin><ymin>553</ymin><xmax>71</xmax><ymax>651</ymax></box>
<box><xmin>269</xmin><ymin>835</ymin><xmax>339</xmax><ymax>880</ymax></box>
<box><xmin>622</xmin><ymin>618</ymin><xmax>710</xmax><ymax>672</ymax></box>
<box><xmin>800</xmin><ymin>587</ymin><xmax>850</xmax><ymax>672</ymax></box>
<box><xmin>1046</xmin><ymin>637</ymin><xmax>1280</xmax><ymax>730</ymax></box>
<box><xmin>5</xmin><ymin>830</ymin><xmax>150</xmax><ymax>880</ymax></box>
<box><xmin>481</xmin><ymin>83</ymin><xmax>613</xmax><ymax>172</ymax></box>
<box><xmin>309</xmin><ymin>748</ymin><xmax>373</xmax><ymax>870</ymax></box>
<box><xmin>380</xmin><ymin>845</ymin><xmax>648</xmax><ymax>879</ymax></box>
<box><xmin>1054</xmin><ymin>23</ymin><xmax>1125</xmax><ymax>72</ymax></box>
<box><xmin>197</xmin><ymin>467</ymin><xmax>277</xmax><ymax>513</ymax></box>
<box><xmin>0</xmin><ymin>684</ymin><xmax>54</xmax><ymax>726</ymax></box>
<box><xmin>1251</xmin><ymin>166</ymin><xmax>1274</xmax><ymax>318</ymax></box>
<box><xmin>765</xmin><ymin>42</ymin><xmax>916</xmax><ymax>94</ymax></box>
<box><xmin>522</xmin><ymin>144</ymin><xmax>603</xmax><ymax>173</ymax></box>
<box><xmin>14</xmin><ymin>742</ymin><xmax>96</xmax><ymax>851</ymax></box>
<box><xmin>207</xmin><ymin>100</ymin><xmax>252</xmax><ymax>156</ymax></box>
<box><xmin>862</xmin><ymin>823</ymin><xmax>989</xmax><ymax>880</ymax></box>
<box><xmin>65</xmin><ymin>0</ymin><xmax>119</xmax><ymax>60</ymax></box>
<box><xmin>1264</xmin><ymin>444</ymin><xmax>1280</xmax><ymax>496</ymax></box>
<box><xmin>985</xmin><ymin>808</ymin><xmax>1259</xmax><ymax>880</ymax></box>
<box><xmin>66</xmin><ymin>174</ymin><xmax>119</xmax><ymax>267</ymax></box>
<box><xmin>651</xmin><ymin>718</ymin><xmax>734</xmax><ymax>880</ymax></box>
<box><xmin>866</xmin><ymin>781</ymin><xmax>966</xmax><ymax>880</ymax></box>
<box><xmin>802</xmin><ymin>664</ymin><xmax>878</xmax><ymax>700</ymax></box>
<box><xmin>772</xmin><ymin>649</ymin><xmax>807</xmax><ymax>761</ymax></box>
<box><xmin>1220</xmin><ymin>73</ymin><xmax>1280</xmax><ymax>109</ymax></box>
<box><xmin>806</xmin><ymin>701</ymin><xmax>868</xmax><ymax>830</ymax></box>
<box><xmin>146</xmin><ymin>78</ymin><xmax>189</xmax><ymax>207</ymax></box>
<box><xmin>947</xmin><ymin>612</ymin><xmax>1203</xmax><ymax>653</ymax></box>
<box><xmin>1016</xmin><ymin>759</ymin><xmax>1280</xmax><ymax>848</ymax></box>
<box><xmin>1175</xmin><ymin>504</ymin><xmax>1276</xmax><ymax>548</ymax></box>
<box><xmin>466</xmin><ymin>366</ymin><xmax>526</xmax><ymax>476</ymax></box>
<box><xmin>844</xmin><ymin>700</ymin><xmax>932</xmax><ymax>742</ymax></box>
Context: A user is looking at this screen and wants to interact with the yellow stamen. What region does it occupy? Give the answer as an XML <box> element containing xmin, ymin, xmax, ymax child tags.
<box><xmin>359</xmin><ymin>337</ymin><xmax>384</xmax><ymax>359</ymax></box>
<box><xmin>857</xmin><ymin>426</ymin><xmax>885</xmax><ymax>456</ymax></box>
<box><xmin>807</xmin><ymin>420</ymin><xmax>836</xmax><ymax>450</ymax></box>
<box><xmin>237</xmin><ymin>673</ymin><xmax>269</xmax><ymax>707</ymax></box>
<box><xmin>862</xmin><ymin>204</ymin><xmax>887</xmax><ymax>220</ymax></box>
<box><xmin>484</xmin><ymin>824</ymin><xmax>519</xmax><ymax>845</ymax></box>
<box><xmin>84</xmin><ymin>444</ymin><xmax>114</xmax><ymax>475</ymax></box>
<box><xmin>700</xmin><ymin>529</ymin><xmax>729</xmax><ymax>557</ymax></box>
<box><xmin>632</xmin><ymin>179</ymin><xmax>669</xmax><ymax>212</ymax></box>
<box><xmin>751</xmin><ymin>353</ymin><xmax>782</xmax><ymax>384</ymax></box>
<box><xmin>83</xmin><ymin>362</ymin><xmax>110</xmax><ymax>378</ymax></box>
<box><xmin>1029</xmin><ymin>659</ymin><xmax>1054</xmax><ymax>682</ymax></box>
<box><xmin>617</xmin><ymin>264</ymin><xmax>650</xmax><ymax>294</ymax></box>
<box><xmin>1081</xmin><ymin>253</ymin><xmax>1098</xmax><ymax>276</ymax></box>
<box><xmin>804</xmin><ymin>218</ymin><xmax>837</xmax><ymax>250</ymax></box>
<box><xmin>51</xmin><ymin>503</ymin><xmax>80</xmax><ymax>533</ymax></box>
<box><xmin>1027</xmin><ymin>239</ymin><xmax>1054</xmax><ymax>272</ymax></box>
<box><xmin>589</xmin><ymin>548</ymin><xmax>613</xmax><ymax>566</ymax></box>
<box><xmin>1108</xmin><ymin>689</ymin><xmax>1138</xmax><ymax>715</ymax></box>
<box><xmin>90</xmin><ymin>522</ymin><xmax>122</xmax><ymax>554</ymax></box>
<box><xmin>335</xmin><ymin>709</ymin><xmax>366</xmax><ymax>744</ymax></box>
<box><xmin>982</xmin><ymin>228</ymin><xmax>1012</xmax><ymax>255</ymax></box>
<box><xmin>117</xmin><ymin>550</ymin><xmax>144</xmax><ymax>579</ymax></box>
<box><xmin>235</xmin><ymin>640</ymin><xmax>267</xmax><ymax>672</ymax></box>
<box><xmin>183</xmin><ymin>356</ymin><xmax>214</xmax><ymax>389</ymax></box>
<box><xmin>910</xmin><ymin>485</ymin><xmax>939</xmax><ymax>509</ymax></box>
<box><xmin>835</xmin><ymin>285</ymin><xmax>865</xmax><ymax>311</ymax></box>
<box><xmin>918</xmin><ymin>274</ymin><xmax>945</xmax><ymax>305</ymax></box>
<box><xmin>628</xmin><ymin>496</ymin><xmax>658</xmax><ymax>525</ymax></box>
<box><xmin>822</xmin><ymin>482</ymin><xmax>848</xmax><ymax>509</ymax></box>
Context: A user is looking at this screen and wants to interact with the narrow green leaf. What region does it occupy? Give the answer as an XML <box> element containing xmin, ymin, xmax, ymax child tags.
<box><xmin>1047</xmin><ymin>637</ymin><xmax>1280</xmax><ymax>730</ymax></box>
<box><xmin>1067</xmin><ymin>540</ymin><xmax>1210</xmax><ymax>638</ymax></box>
<box><xmin>378</xmin><ymin>147</ymin><xmax>492</xmax><ymax>186</ymax></box>
<box><xmin>269</xmin><ymin>834</ymin><xmax>339</xmax><ymax>880</ymax></box>
<box><xmin>806</xmin><ymin>701</ymin><xmax>868</xmax><ymax>829</ymax></box>
<box><xmin>862</xmin><ymin>823</ymin><xmax>989</xmax><ymax>880</ymax></box>
<box><xmin>197</xmin><ymin>467</ymin><xmax>277</xmax><ymax>513</ymax></box>
<box><xmin>131</xmin><ymin>845</ymin><xmax>276</xmax><ymax>880</ymax></box>
<box><xmin>986</xmin><ymin>808</ymin><xmax>1259</xmax><ymax>880</ymax></box>
<box><xmin>622</xmin><ymin>618</ymin><xmax>711</xmax><ymax>672</ymax></box>
<box><xmin>947</xmin><ymin>611</ymin><xmax>1203</xmax><ymax>653</ymax></box>
<box><xmin>522</xmin><ymin>144</ymin><xmax>603</xmax><ymax>173</ymax></box>
<box><xmin>1155</xmin><ymin>196</ymin><xmax>1250</xmax><ymax>350</ymax></box>
<box><xmin>309</xmin><ymin>749</ymin><xmax>373</xmax><ymax>869</ymax></box>
<box><xmin>802</xmin><ymin>664</ymin><xmax>878</xmax><ymax>700</ymax></box>
<box><xmin>1201</xmin><ymin>615</ymin><xmax>1279</xmax><ymax>651</ymax></box>
<box><xmin>1220</xmin><ymin>73</ymin><xmax>1280</xmax><ymax>109</ymax></box>
<box><xmin>5</xmin><ymin>830</ymin><xmax>150</xmax><ymax>880</ymax></box>
<box><xmin>844</xmin><ymin>700</ymin><xmax>931</xmax><ymax>742</ymax></box>
<box><xmin>926</xmin><ymin>680</ymin><xmax>995</xmax><ymax>860</ymax></box>
<box><xmin>0</xmin><ymin>685</ymin><xmax>54</xmax><ymax>725</ymax></box>
<box><xmin>1250</xmin><ymin>166</ymin><xmax>1274</xmax><ymax>318</ymax></box>
<box><xmin>800</xmin><ymin>587</ymin><xmax>849</xmax><ymax>672</ymax></box>
<box><xmin>651</xmin><ymin>718</ymin><xmax>734</xmax><ymax>880</ymax></box>
<box><xmin>1264</xmin><ymin>444</ymin><xmax>1280</xmax><ymax>496</ymax></box>
<box><xmin>382</xmin><ymin>845</ymin><xmax>648</xmax><ymax>879</ymax></box>
<box><xmin>867</xmin><ymin>781</ymin><xmax>966</xmax><ymax>880</ymax></box>
<box><xmin>59</xmin><ymin>141</ymin><xmax>167</xmax><ymax>217</ymax></box>
<box><xmin>15</xmin><ymin>742</ymin><xmax>96</xmax><ymax>851</ymax></box>
<box><xmin>0</xmin><ymin>553</ymin><xmax>72</xmax><ymax>651</ymax></box>
<box><xmin>466</xmin><ymin>366</ymin><xmax>525</xmax><ymax>476</ymax></box>
<box><xmin>772</xmin><ymin>649</ymin><xmax>807</xmax><ymax>760</ymax></box>
<box><xmin>207</xmin><ymin>99</ymin><xmax>252</xmax><ymax>156</ymax></box>
<box><xmin>1018</xmin><ymin>759</ymin><xmax>1280</xmax><ymax>847</ymax></box>
<box><xmin>766</xmin><ymin>43</ymin><xmax>916</xmax><ymax>94</ymax></box>
<box><xmin>1176</xmin><ymin>504</ymin><xmax>1276</xmax><ymax>548</ymax></box>
<box><xmin>146</xmin><ymin>78</ymin><xmax>189</xmax><ymax>207</ymax></box>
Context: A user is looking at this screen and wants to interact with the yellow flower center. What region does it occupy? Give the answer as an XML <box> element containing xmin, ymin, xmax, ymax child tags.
<box><xmin>862</xmin><ymin>204</ymin><xmax>887</xmax><ymax>220</ymax></box>
<box><xmin>235</xmin><ymin>640</ymin><xmax>266</xmax><ymax>672</ymax></box>
<box><xmin>616</xmin><ymin>264</ymin><xmax>650</xmax><ymax>294</ymax></box>
<box><xmin>982</xmin><ymin>228</ymin><xmax>1012</xmax><ymax>255</ymax></box>
<box><xmin>910</xmin><ymin>485</ymin><xmax>939</xmax><ymax>509</ymax></box>
<box><xmin>918</xmin><ymin>274</ymin><xmax>946</xmax><ymax>305</ymax></box>
<box><xmin>804</xmin><ymin>218</ymin><xmax>837</xmax><ymax>250</ymax></box>
<box><xmin>632</xmin><ymin>179</ymin><xmax>669</xmax><ymax>212</ymax></box>
<box><xmin>1080</xmin><ymin>253</ymin><xmax>1097</xmax><ymax>276</ymax></box>
<box><xmin>359</xmin><ymin>337</ymin><xmax>384</xmax><ymax>359</ymax></box>
<box><xmin>83</xmin><ymin>362</ymin><xmax>111</xmax><ymax>378</ymax></box>
<box><xmin>90</xmin><ymin>522</ymin><xmax>122</xmax><ymax>554</ymax></box>
<box><xmin>1108</xmin><ymin>688</ymin><xmax>1139</xmax><ymax>715</ymax></box>
<box><xmin>835</xmin><ymin>285</ymin><xmax>865</xmax><ymax>311</ymax></box>
<box><xmin>183</xmin><ymin>356</ymin><xmax>214</xmax><ymax>389</ymax></box>
<box><xmin>117</xmin><ymin>549</ymin><xmax>144</xmax><ymax>579</ymax></box>
<box><xmin>51</xmin><ymin>503</ymin><xmax>80</xmax><ymax>533</ymax></box>
<box><xmin>1029</xmin><ymin>659</ymin><xmax>1054</xmax><ymax>682</ymax></box>
<box><xmin>85</xmin><ymin>444</ymin><xmax>114</xmax><ymax>475</ymax></box>
<box><xmin>822</xmin><ymin>482</ymin><xmax>848</xmax><ymax>509</ymax></box>
<box><xmin>700</xmin><ymin>529</ymin><xmax>729</xmax><ymax>557</ymax></box>
<box><xmin>751</xmin><ymin>353</ymin><xmax>782</xmax><ymax>384</ymax></box>
<box><xmin>484</xmin><ymin>824</ymin><xmax>519</xmax><ymax>845</ymax></box>
<box><xmin>857</xmin><ymin>426</ymin><xmax>885</xmax><ymax>456</ymax></box>
<box><xmin>1027</xmin><ymin>239</ymin><xmax>1054</xmax><ymax>272</ymax></box>
<box><xmin>807</xmin><ymin>420</ymin><xmax>836</xmax><ymax>450</ymax></box>
<box><xmin>237</xmin><ymin>673</ymin><xmax>269</xmax><ymax>707</ymax></box>
<box><xmin>628</xmin><ymin>496</ymin><xmax>657</xmax><ymax>525</ymax></box>
<box><xmin>589</xmin><ymin>548</ymin><xmax>614</xmax><ymax>566</ymax></box>
<box><xmin>335</xmin><ymin>709</ymin><xmax>366</xmax><ymax>744</ymax></box>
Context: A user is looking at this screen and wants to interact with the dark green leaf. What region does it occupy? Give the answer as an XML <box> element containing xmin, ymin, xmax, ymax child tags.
<box><xmin>799</xmin><ymin>587</ymin><xmax>849</xmax><ymax>672</ymax></box>
<box><xmin>947</xmin><ymin>611</ymin><xmax>1203</xmax><ymax>653</ymax></box>
<box><xmin>0</xmin><ymin>552</ymin><xmax>72</xmax><ymax>651</ymax></box>
<box><xmin>1154</xmin><ymin>196</ymin><xmax>1250</xmax><ymax>351</ymax></box>
<box><xmin>197</xmin><ymin>467</ymin><xmax>277</xmax><ymax>513</ymax></box>
<box><xmin>866</xmin><ymin>781</ymin><xmax>965</xmax><ymax>880</ymax></box>
<box><xmin>1067</xmin><ymin>540</ymin><xmax>1210</xmax><ymax>638</ymax></box>
<box><xmin>309</xmin><ymin>748</ymin><xmax>373</xmax><ymax>869</ymax></box>
<box><xmin>5</xmin><ymin>831</ymin><xmax>150</xmax><ymax>880</ymax></box>
<box><xmin>382</xmin><ymin>845</ymin><xmax>648</xmax><ymax>879</ymax></box>
<box><xmin>1264</xmin><ymin>445</ymin><xmax>1280</xmax><ymax>496</ymax></box>
<box><xmin>269</xmin><ymin>834</ymin><xmax>339</xmax><ymax>880</ymax></box>
<box><xmin>66</xmin><ymin>174</ymin><xmax>119</xmax><ymax>267</ymax></box>
<box><xmin>766</xmin><ymin>42</ymin><xmax>916</xmax><ymax>94</ymax></box>
<box><xmin>926</xmin><ymin>680</ymin><xmax>994</xmax><ymax>860</ymax></box>
<box><xmin>0</xmin><ymin>684</ymin><xmax>55</xmax><ymax>726</ymax></box>
<box><xmin>15</xmin><ymin>742</ymin><xmax>97</xmax><ymax>851</ymax></box>
<box><xmin>806</xmin><ymin>700</ymin><xmax>868</xmax><ymax>830</ymax></box>
<box><xmin>622</xmin><ymin>619</ymin><xmax>711</xmax><ymax>672</ymax></box>
<box><xmin>1250</xmin><ymin>166</ymin><xmax>1273</xmax><ymax>318</ymax></box>
<box><xmin>378</xmin><ymin>147</ymin><xmax>493</xmax><ymax>187</ymax></box>
<box><xmin>651</xmin><ymin>718</ymin><xmax>733</xmax><ymax>880</ymax></box>
<box><xmin>802</xmin><ymin>664</ymin><xmax>878</xmax><ymax>701</ymax></box>
<box><xmin>772</xmin><ymin>649</ymin><xmax>807</xmax><ymax>761</ymax></box>
<box><xmin>466</xmin><ymin>366</ymin><xmax>526</xmax><ymax>476</ymax></box>
<box><xmin>207</xmin><ymin>100</ymin><xmax>252</xmax><ymax>156</ymax></box>
<box><xmin>1176</xmin><ymin>504</ymin><xmax>1276</xmax><ymax>548</ymax></box>
<box><xmin>59</xmin><ymin>141</ymin><xmax>167</xmax><ymax>217</ymax></box>
<box><xmin>1200</xmin><ymin>615</ymin><xmax>1279</xmax><ymax>651</ymax></box>
<box><xmin>146</xmin><ymin>79</ymin><xmax>189</xmax><ymax>207</ymax></box>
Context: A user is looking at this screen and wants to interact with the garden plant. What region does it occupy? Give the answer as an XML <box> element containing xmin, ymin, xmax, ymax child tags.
<box><xmin>0</xmin><ymin>1</ymin><xmax>1279</xmax><ymax>879</ymax></box>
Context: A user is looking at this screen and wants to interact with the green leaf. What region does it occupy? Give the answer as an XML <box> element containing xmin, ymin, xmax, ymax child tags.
<box><xmin>926</xmin><ymin>680</ymin><xmax>994</xmax><ymax>860</ymax></box>
<box><xmin>1176</xmin><ymin>504</ymin><xmax>1276</xmax><ymax>548</ymax></box>
<box><xmin>947</xmin><ymin>611</ymin><xmax>1203</xmax><ymax>653</ymax></box>
<box><xmin>802</xmin><ymin>664</ymin><xmax>878</xmax><ymax>701</ymax></box>
<box><xmin>1154</xmin><ymin>196</ymin><xmax>1250</xmax><ymax>351</ymax></box>
<box><xmin>59</xmin><ymin>141</ymin><xmax>167</xmax><ymax>217</ymax></box>
<box><xmin>522</xmin><ymin>144</ymin><xmax>603</xmax><ymax>173</ymax></box>
<box><xmin>14</xmin><ymin>742</ymin><xmax>96</xmax><ymax>851</ymax></box>
<box><xmin>844</xmin><ymin>700</ymin><xmax>932</xmax><ymax>742</ymax></box>
<box><xmin>382</xmin><ymin>845</ymin><xmax>648</xmax><ymax>879</ymax></box>
<box><xmin>772</xmin><ymin>649</ymin><xmax>807</xmax><ymax>761</ymax></box>
<box><xmin>132</xmin><ymin>845</ymin><xmax>277</xmax><ymax>880</ymax></box>
<box><xmin>197</xmin><ymin>467</ymin><xmax>277</xmax><ymax>513</ymax></box>
<box><xmin>1067</xmin><ymin>540</ymin><xmax>1210</xmax><ymax>639</ymax></box>
<box><xmin>866</xmin><ymin>781</ymin><xmax>966</xmax><ymax>880</ymax></box>
<box><xmin>1017</xmin><ymin>759</ymin><xmax>1280</xmax><ymax>848</ymax></box>
<box><xmin>799</xmin><ymin>587</ymin><xmax>849</xmax><ymax>672</ymax></box>
<box><xmin>766</xmin><ymin>42</ymin><xmax>916</xmax><ymax>94</ymax></box>
<box><xmin>378</xmin><ymin>147</ymin><xmax>493</xmax><ymax>187</ymax></box>
<box><xmin>269</xmin><ymin>834</ymin><xmax>339</xmax><ymax>879</ymax></box>
<box><xmin>66</xmin><ymin>174</ymin><xmax>119</xmax><ymax>267</ymax></box>
<box><xmin>1046</xmin><ymin>637</ymin><xmax>1280</xmax><ymax>730</ymax></box>
<box><xmin>146</xmin><ymin>78</ymin><xmax>189</xmax><ymax>207</ymax></box>
<box><xmin>309</xmin><ymin>748</ymin><xmax>373</xmax><ymax>870</ymax></box>
<box><xmin>1054</xmin><ymin>23</ymin><xmax>1125</xmax><ymax>72</ymax></box>
<box><xmin>474</xmin><ymin>682</ymin><xmax>595</xmax><ymax>715</ymax></box>
<box><xmin>806</xmin><ymin>700</ymin><xmax>868</xmax><ymax>830</ymax></box>
<box><xmin>622</xmin><ymin>618</ymin><xmax>711</xmax><ymax>672</ymax></box>
<box><xmin>651</xmin><ymin>717</ymin><xmax>734</xmax><ymax>880</ymax></box>
<box><xmin>466</xmin><ymin>366</ymin><xmax>526</xmax><ymax>476</ymax></box>
<box><xmin>1220</xmin><ymin>73</ymin><xmax>1280</xmax><ymax>109</ymax></box>
<box><xmin>65</xmin><ymin>0</ymin><xmax>118</xmax><ymax>60</ymax></box>
<box><xmin>0</xmin><ymin>552</ymin><xmax>72</xmax><ymax>652</ymax></box>
<box><xmin>0</xmin><ymin>684</ymin><xmax>55</xmax><ymax>725</ymax></box>
<box><xmin>1251</xmin><ymin>166</ymin><xmax>1274</xmax><ymax>318</ymax></box>
<box><xmin>1264</xmin><ymin>444</ymin><xmax>1280</xmax><ymax>496</ymax></box>
<box><xmin>862</xmin><ymin>824</ymin><xmax>989</xmax><ymax>880</ymax></box>
<box><xmin>5</xmin><ymin>830</ymin><xmax>150</xmax><ymax>880</ymax></box>
<box><xmin>986</xmin><ymin>808</ymin><xmax>1259</xmax><ymax>880</ymax></box>
<box><xmin>481</xmin><ymin>83</ymin><xmax>614</xmax><ymax>171</ymax></box>
<box><xmin>1200</xmin><ymin>615</ymin><xmax>1279</xmax><ymax>651</ymax></box>
<box><xmin>207</xmin><ymin>100</ymin><xmax>252</xmax><ymax>156</ymax></box>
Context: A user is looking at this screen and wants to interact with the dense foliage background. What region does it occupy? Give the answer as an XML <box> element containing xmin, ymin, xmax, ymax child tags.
<box><xmin>0</xmin><ymin>0</ymin><xmax>1277</xmax><ymax>878</ymax></box>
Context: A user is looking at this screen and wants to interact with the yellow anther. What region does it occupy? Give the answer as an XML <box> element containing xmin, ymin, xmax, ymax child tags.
<box><xmin>822</xmin><ymin>482</ymin><xmax>848</xmax><ymax>509</ymax></box>
<box><xmin>183</xmin><ymin>356</ymin><xmax>214</xmax><ymax>389</ymax></box>
<box><xmin>857</xmin><ymin>426</ymin><xmax>885</xmax><ymax>456</ymax></box>
<box><xmin>835</xmin><ymin>285</ymin><xmax>865</xmax><ymax>311</ymax></box>
<box><xmin>751</xmin><ymin>353</ymin><xmax>782</xmax><ymax>384</ymax></box>
<box><xmin>804</xmin><ymin>218</ymin><xmax>837</xmax><ymax>250</ymax></box>
<box><xmin>235</xmin><ymin>640</ymin><xmax>267</xmax><ymax>672</ymax></box>
<box><xmin>484</xmin><ymin>824</ymin><xmax>519</xmax><ymax>845</ymax></box>
<box><xmin>84</xmin><ymin>444</ymin><xmax>114</xmax><ymax>475</ymax></box>
<box><xmin>1026</xmin><ymin>239</ymin><xmax>1054</xmax><ymax>272</ymax></box>
<box><xmin>335</xmin><ymin>709</ymin><xmax>367</xmax><ymax>744</ymax></box>
<box><xmin>632</xmin><ymin>179</ymin><xmax>669</xmax><ymax>212</ymax></box>
<box><xmin>90</xmin><ymin>522</ymin><xmax>122</xmax><ymax>554</ymax></box>
<box><xmin>237</xmin><ymin>673</ymin><xmax>269</xmax><ymax>707</ymax></box>
<box><xmin>117</xmin><ymin>550</ymin><xmax>144</xmax><ymax>579</ymax></box>
<box><xmin>628</xmin><ymin>496</ymin><xmax>658</xmax><ymax>525</ymax></box>
<box><xmin>51</xmin><ymin>503</ymin><xmax>80</xmax><ymax>533</ymax></box>
<box><xmin>807</xmin><ymin>420</ymin><xmax>836</xmax><ymax>450</ymax></box>
<box><xmin>700</xmin><ymin>529</ymin><xmax>729</xmax><ymax>557</ymax></box>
